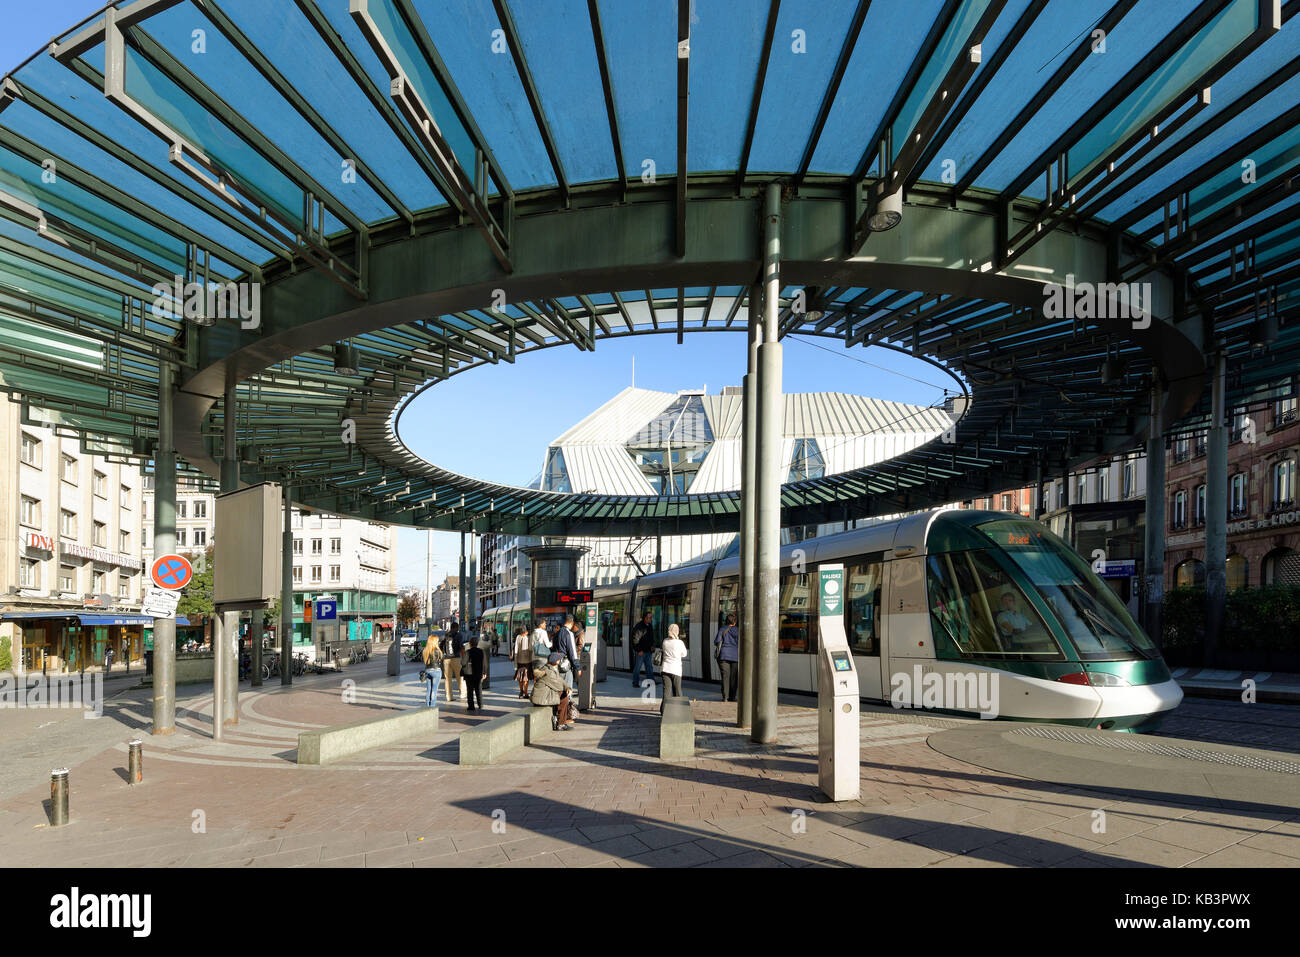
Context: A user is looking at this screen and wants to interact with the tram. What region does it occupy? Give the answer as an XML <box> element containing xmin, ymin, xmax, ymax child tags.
<box><xmin>580</xmin><ymin>509</ymin><xmax>1182</xmax><ymax>732</ymax></box>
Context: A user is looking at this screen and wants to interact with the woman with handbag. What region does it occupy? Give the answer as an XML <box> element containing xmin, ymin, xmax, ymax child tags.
<box><xmin>510</xmin><ymin>625</ymin><xmax>533</xmax><ymax>697</ymax></box>
<box><xmin>530</xmin><ymin>653</ymin><xmax>573</xmax><ymax>731</ymax></box>
<box><xmin>659</xmin><ymin>623</ymin><xmax>688</xmax><ymax>714</ymax></box>
<box><xmin>420</xmin><ymin>635</ymin><xmax>444</xmax><ymax>707</ymax></box>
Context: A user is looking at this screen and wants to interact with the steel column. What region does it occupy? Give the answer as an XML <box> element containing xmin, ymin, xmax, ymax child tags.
<box><xmin>281</xmin><ymin>485</ymin><xmax>293</xmax><ymax>686</ymax></box>
<box><xmin>219</xmin><ymin>382</ymin><xmax>238</xmax><ymax>726</ymax></box>
<box><xmin>151</xmin><ymin>361</ymin><xmax>176</xmax><ymax>735</ymax></box>
<box><xmin>754</xmin><ymin>182</ymin><xmax>782</xmax><ymax>745</ymax></box>
<box><xmin>1205</xmin><ymin>353</ymin><xmax>1228</xmax><ymax>664</ymax></box>
<box><xmin>739</xmin><ymin>282</ymin><xmax>761</xmax><ymax>729</ymax></box>
<box><xmin>1143</xmin><ymin>380</ymin><xmax>1167</xmax><ymax>646</ymax></box>
<box><xmin>250</xmin><ymin>608</ymin><xmax>263</xmax><ymax>687</ymax></box>
<box><xmin>459</xmin><ymin>532</ymin><xmax>467</xmax><ymax>627</ymax></box>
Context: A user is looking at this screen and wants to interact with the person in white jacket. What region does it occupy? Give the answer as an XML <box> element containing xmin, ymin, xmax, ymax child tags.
<box><xmin>659</xmin><ymin>622</ymin><xmax>688</xmax><ymax>713</ymax></box>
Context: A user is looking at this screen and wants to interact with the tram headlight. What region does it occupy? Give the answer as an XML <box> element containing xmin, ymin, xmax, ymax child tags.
<box><xmin>1086</xmin><ymin>671</ymin><xmax>1131</xmax><ymax>688</ymax></box>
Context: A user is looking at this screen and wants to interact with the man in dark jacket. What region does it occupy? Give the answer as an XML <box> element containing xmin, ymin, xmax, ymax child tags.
<box><xmin>464</xmin><ymin>637</ymin><xmax>486</xmax><ymax>711</ymax></box>
<box><xmin>630</xmin><ymin>611</ymin><xmax>655</xmax><ymax>687</ymax></box>
<box><xmin>555</xmin><ymin>615</ymin><xmax>580</xmax><ymax>691</ymax></box>
<box><xmin>713</xmin><ymin>612</ymin><xmax>740</xmax><ymax>702</ymax></box>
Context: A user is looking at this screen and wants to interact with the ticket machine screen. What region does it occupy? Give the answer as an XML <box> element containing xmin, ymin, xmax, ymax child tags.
<box><xmin>831</xmin><ymin>651</ymin><xmax>852</xmax><ymax>672</ymax></box>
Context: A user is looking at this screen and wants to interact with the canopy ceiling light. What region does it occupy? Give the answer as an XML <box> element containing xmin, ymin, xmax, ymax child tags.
<box><xmin>868</xmin><ymin>189</ymin><xmax>903</xmax><ymax>232</ymax></box>
<box><xmin>334</xmin><ymin>341</ymin><xmax>360</xmax><ymax>375</ymax></box>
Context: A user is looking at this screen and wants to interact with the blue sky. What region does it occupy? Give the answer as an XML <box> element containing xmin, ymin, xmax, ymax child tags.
<box><xmin>2</xmin><ymin>5</ymin><xmax>956</xmax><ymax>590</ymax></box>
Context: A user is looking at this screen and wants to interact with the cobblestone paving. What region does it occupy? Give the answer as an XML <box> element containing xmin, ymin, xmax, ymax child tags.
<box><xmin>1</xmin><ymin>657</ymin><xmax>1298</xmax><ymax>868</ymax></box>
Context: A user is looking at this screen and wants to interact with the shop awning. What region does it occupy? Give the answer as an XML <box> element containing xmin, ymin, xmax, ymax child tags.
<box><xmin>1</xmin><ymin>611</ymin><xmax>153</xmax><ymax>626</ymax></box>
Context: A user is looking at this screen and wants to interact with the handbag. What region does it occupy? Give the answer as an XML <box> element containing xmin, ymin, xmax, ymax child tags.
<box><xmin>652</xmin><ymin>649</ymin><xmax>663</xmax><ymax>666</ymax></box>
<box><xmin>558</xmin><ymin>657</ymin><xmax>571</xmax><ymax>673</ymax></box>
<box><xmin>418</xmin><ymin>669</ymin><xmax>429</xmax><ymax>682</ymax></box>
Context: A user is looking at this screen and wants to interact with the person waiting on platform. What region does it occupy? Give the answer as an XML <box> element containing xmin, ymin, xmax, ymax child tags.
<box><xmin>421</xmin><ymin>635</ymin><xmax>444</xmax><ymax>708</ymax></box>
<box><xmin>510</xmin><ymin>625</ymin><xmax>533</xmax><ymax>698</ymax></box>
<box><xmin>531</xmin><ymin>617</ymin><xmax>552</xmax><ymax>660</ymax></box>
<box><xmin>630</xmin><ymin>611</ymin><xmax>655</xmax><ymax>687</ymax></box>
<box><xmin>713</xmin><ymin>612</ymin><xmax>740</xmax><ymax>702</ymax></box>
<box><xmin>555</xmin><ymin>615</ymin><xmax>580</xmax><ymax>692</ymax></box>
<box><xmin>442</xmin><ymin>622</ymin><xmax>464</xmax><ymax>702</ymax></box>
<box><xmin>531</xmin><ymin>653</ymin><xmax>573</xmax><ymax>731</ymax></box>
<box><xmin>464</xmin><ymin>636</ymin><xmax>485</xmax><ymax>712</ymax></box>
<box><xmin>659</xmin><ymin>623</ymin><xmax>688</xmax><ymax>714</ymax></box>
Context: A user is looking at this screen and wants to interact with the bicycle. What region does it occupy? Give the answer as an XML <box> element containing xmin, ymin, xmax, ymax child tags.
<box><xmin>262</xmin><ymin>654</ymin><xmax>281</xmax><ymax>680</ymax></box>
<box><xmin>293</xmin><ymin>653</ymin><xmax>309</xmax><ymax>677</ymax></box>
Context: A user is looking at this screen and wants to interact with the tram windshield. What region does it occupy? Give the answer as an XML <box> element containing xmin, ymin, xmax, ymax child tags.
<box><xmin>925</xmin><ymin>549</ymin><xmax>1062</xmax><ymax>659</ymax></box>
<box><xmin>978</xmin><ymin>519</ymin><xmax>1157</xmax><ymax>660</ymax></box>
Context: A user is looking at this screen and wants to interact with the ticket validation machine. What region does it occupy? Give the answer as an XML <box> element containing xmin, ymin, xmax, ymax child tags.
<box><xmin>578</xmin><ymin>603</ymin><xmax>599</xmax><ymax>712</ymax></box>
<box><xmin>817</xmin><ymin>565</ymin><xmax>860</xmax><ymax>801</ymax></box>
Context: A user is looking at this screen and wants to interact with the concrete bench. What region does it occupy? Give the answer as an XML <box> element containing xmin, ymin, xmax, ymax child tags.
<box><xmin>459</xmin><ymin>705</ymin><xmax>555</xmax><ymax>766</ymax></box>
<box><xmin>297</xmin><ymin>707</ymin><xmax>439</xmax><ymax>765</ymax></box>
<box><xmin>659</xmin><ymin>696</ymin><xmax>695</xmax><ymax>759</ymax></box>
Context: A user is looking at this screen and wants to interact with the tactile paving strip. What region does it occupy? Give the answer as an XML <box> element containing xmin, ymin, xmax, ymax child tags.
<box><xmin>1011</xmin><ymin>725</ymin><xmax>1300</xmax><ymax>775</ymax></box>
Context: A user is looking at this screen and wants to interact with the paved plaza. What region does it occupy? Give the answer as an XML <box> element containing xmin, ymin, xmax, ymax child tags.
<box><xmin>1</xmin><ymin>650</ymin><xmax>1298</xmax><ymax>868</ymax></box>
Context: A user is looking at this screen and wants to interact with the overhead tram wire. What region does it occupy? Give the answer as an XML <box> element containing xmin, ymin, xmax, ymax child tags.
<box><xmin>785</xmin><ymin>333</ymin><xmax>960</xmax><ymax>394</ymax></box>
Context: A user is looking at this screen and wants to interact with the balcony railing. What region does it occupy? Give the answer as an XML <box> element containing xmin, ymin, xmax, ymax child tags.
<box><xmin>1172</xmin><ymin>448</ymin><xmax>1190</xmax><ymax>463</ymax></box>
<box><xmin>1229</xmin><ymin>505</ymin><xmax>1249</xmax><ymax>519</ymax></box>
<box><xmin>1171</xmin><ymin>519</ymin><xmax>1188</xmax><ymax>530</ymax></box>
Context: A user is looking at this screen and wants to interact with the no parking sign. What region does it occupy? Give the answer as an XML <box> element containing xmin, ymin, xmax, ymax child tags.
<box><xmin>150</xmin><ymin>554</ymin><xmax>193</xmax><ymax>591</ymax></box>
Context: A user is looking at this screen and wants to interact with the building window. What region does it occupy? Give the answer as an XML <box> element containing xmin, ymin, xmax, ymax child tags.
<box><xmin>311</xmin><ymin>539</ymin><xmax>322</xmax><ymax>555</ymax></box>
<box><xmin>1096</xmin><ymin>470</ymin><xmax>1108</xmax><ymax>502</ymax></box>
<box><xmin>142</xmin><ymin>527</ymin><xmax>149</xmax><ymax>549</ymax></box>
<box><xmin>311</xmin><ymin>565</ymin><xmax>322</xmax><ymax>582</ymax></box>
<box><xmin>1274</xmin><ymin>459</ymin><xmax>1297</xmax><ymax>509</ymax></box>
<box><xmin>1171</xmin><ymin>491</ymin><xmax>1187</xmax><ymax>529</ymax></box>
<box><xmin>1230</xmin><ymin>473</ymin><xmax>1248</xmax><ymax>517</ymax></box>
<box><xmin>1001</xmin><ymin>493</ymin><xmax>1014</xmax><ymax>512</ymax></box>
<box><xmin>1193</xmin><ymin>430</ymin><xmax>1207</xmax><ymax>458</ymax></box>
<box><xmin>542</xmin><ymin>446</ymin><xmax>573</xmax><ymax>493</ymax></box>
<box><xmin>93</xmin><ymin>471</ymin><xmax>107</xmax><ymax>497</ymax></box>
<box><xmin>330</xmin><ymin>565</ymin><xmax>341</xmax><ymax>582</ymax></box>
<box><xmin>118</xmin><ymin>576</ymin><xmax>130</xmax><ymax>599</ymax></box>
<box><xmin>59</xmin><ymin>565</ymin><xmax>76</xmax><ymax>593</ymax></box>
<box><xmin>193</xmin><ymin>500</ymin><xmax>206</xmax><ymax>519</ymax></box>
<box><xmin>193</xmin><ymin>528</ymin><xmax>206</xmax><ymax>547</ymax></box>
<box><xmin>20</xmin><ymin>433</ymin><xmax>40</xmax><ymax>467</ymax></box>
<box><xmin>92</xmin><ymin>569</ymin><xmax>106</xmax><ymax>593</ymax></box>
<box><xmin>61</xmin><ymin>454</ymin><xmax>77</xmax><ymax>484</ymax></box>
<box><xmin>20</xmin><ymin>558</ymin><xmax>39</xmax><ymax>588</ymax></box>
<box><xmin>1175</xmin><ymin>559</ymin><xmax>1205</xmax><ymax>588</ymax></box>
<box><xmin>1173</xmin><ymin>436</ymin><xmax>1190</xmax><ymax>462</ymax></box>
<box><xmin>1122</xmin><ymin>462</ymin><xmax>1134</xmax><ymax>499</ymax></box>
<box><xmin>1264</xmin><ymin>547</ymin><xmax>1300</xmax><ymax>586</ymax></box>
<box><xmin>1075</xmin><ymin>474</ymin><xmax>1087</xmax><ymax>505</ymax></box>
<box><xmin>292</xmin><ymin>511</ymin><xmax>303</xmax><ymax>529</ymax></box>
<box><xmin>176</xmin><ymin>528</ymin><xmax>187</xmax><ymax>547</ymax></box>
<box><xmin>293</xmin><ymin>538</ymin><xmax>303</xmax><ymax>555</ymax></box>
<box><xmin>176</xmin><ymin>501</ymin><xmax>187</xmax><ymax>519</ymax></box>
<box><xmin>93</xmin><ymin>521</ymin><xmax>107</xmax><ymax>547</ymax></box>
<box><xmin>1194</xmin><ymin>484</ymin><xmax>1206</xmax><ymax>526</ymax></box>
<box><xmin>292</xmin><ymin>566</ymin><xmax>302</xmax><ymax>583</ymax></box>
<box><xmin>60</xmin><ymin>510</ymin><xmax>76</xmax><ymax>537</ymax></box>
<box><xmin>119</xmin><ymin>484</ymin><xmax>130</xmax><ymax>507</ymax></box>
<box><xmin>1274</xmin><ymin>396</ymin><xmax>1298</xmax><ymax>429</ymax></box>
<box><xmin>1226</xmin><ymin>554</ymin><xmax>1248</xmax><ymax>591</ymax></box>
<box><xmin>788</xmin><ymin>438</ymin><xmax>826</xmax><ymax>482</ymax></box>
<box><xmin>20</xmin><ymin>496</ymin><xmax>39</xmax><ymax>528</ymax></box>
<box><xmin>1056</xmin><ymin>481</ymin><xmax>1065</xmax><ymax>509</ymax></box>
<box><xmin>118</xmin><ymin>530</ymin><xmax>129</xmax><ymax>552</ymax></box>
<box><xmin>330</xmin><ymin>538</ymin><xmax>342</xmax><ymax>554</ymax></box>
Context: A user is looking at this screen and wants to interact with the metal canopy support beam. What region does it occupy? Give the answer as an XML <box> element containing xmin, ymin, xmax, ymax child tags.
<box><xmin>281</xmin><ymin>484</ymin><xmax>294</xmax><ymax>687</ymax></box>
<box><xmin>1204</xmin><ymin>352</ymin><xmax>1228</xmax><ymax>664</ymax></box>
<box><xmin>1149</xmin><ymin>382</ymin><xmax>1170</xmax><ymax>650</ymax></box>
<box><xmin>739</xmin><ymin>281</ymin><xmax>761</xmax><ymax>729</ymax></box>
<box><xmin>736</xmin><ymin>0</ymin><xmax>781</xmax><ymax>188</ymax></box>
<box><xmin>754</xmin><ymin>182</ymin><xmax>782</xmax><ymax>745</ymax></box>
<box><xmin>675</xmin><ymin>0</ymin><xmax>691</xmax><ymax>258</ymax></box>
<box><xmin>151</xmin><ymin>361</ymin><xmax>177</xmax><ymax>735</ymax></box>
<box><xmin>587</xmin><ymin>0</ymin><xmax>627</xmax><ymax>198</ymax></box>
<box><xmin>219</xmin><ymin>381</ymin><xmax>239</xmax><ymax>729</ymax></box>
<box><xmin>795</xmin><ymin>0</ymin><xmax>871</xmax><ymax>185</ymax></box>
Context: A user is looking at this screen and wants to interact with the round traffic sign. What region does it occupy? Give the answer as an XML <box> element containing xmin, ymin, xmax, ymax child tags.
<box><xmin>151</xmin><ymin>554</ymin><xmax>193</xmax><ymax>590</ymax></box>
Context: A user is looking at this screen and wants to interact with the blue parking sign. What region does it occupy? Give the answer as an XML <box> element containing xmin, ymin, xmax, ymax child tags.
<box><xmin>315</xmin><ymin>600</ymin><xmax>337</xmax><ymax>620</ymax></box>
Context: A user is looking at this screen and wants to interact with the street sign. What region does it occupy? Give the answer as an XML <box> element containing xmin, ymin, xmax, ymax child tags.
<box><xmin>150</xmin><ymin>554</ymin><xmax>193</xmax><ymax>591</ymax></box>
<box><xmin>142</xmin><ymin>585</ymin><xmax>181</xmax><ymax>619</ymax></box>
<box><xmin>315</xmin><ymin>600</ymin><xmax>337</xmax><ymax>621</ymax></box>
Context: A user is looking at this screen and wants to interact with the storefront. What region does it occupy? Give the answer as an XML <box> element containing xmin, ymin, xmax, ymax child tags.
<box><xmin>1166</xmin><ymin>510</ymin><xmax>1300</xmax><ymax>590</ymax></box>
<box><xmin>1</xmin><ymin>611</ymin><xmax>152</xmax><ymax>674</ymax></box>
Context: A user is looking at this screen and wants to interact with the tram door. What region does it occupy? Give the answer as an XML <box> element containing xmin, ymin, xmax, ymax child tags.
<box><xmin>843</xmin><ymin>554</ymin><xmax>887</xmax><ymax>700</ymax></box>
<box><xmin>637</xmin><ymin>585</ymin><xmax>698</xmax><ymax>678</ymax></box>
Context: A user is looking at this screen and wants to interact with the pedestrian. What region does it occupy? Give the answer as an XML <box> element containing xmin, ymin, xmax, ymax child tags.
<box><xmin>531</xmin><ymin>617</ymin><xmax>552</xmax><ymax>661</ymax></box>
<box><xmin>491</xmin><ymin>628</ymin><xmax>501</xmax><ymax>657</ymax></box>
<box><xmin>530</xmin><ymin>653</ymin><xmax>573</xmax><ymax>731</ymax></box>
<box><xmin>464</xmin><ymin>637</ymin><xmax>485</xmax><ymax>712</ymax></box>
<box><xmin>630</xmin><ymin>611</ymin><xmax>655</xmax><ymax>687</ymax></box>
<box><xmin>555</xmin><ymin>615</ymin><xmax>580</xmax><ymax>692</ymax></box>
<box><xmin>713</xmin><ymin>612</ymin><xmax>740</xmax><ymax>702</ymax></box>
<box><xmin>442</xmin><ymin>623</ymin><xmax>464</xmax><ymax>702</ymax></box>
<box><xmin>421</xmin><ymin>635</ymin><xmax>444</xmax><ymax>707</ymax></box>
<box><xmin>103</xmin><ymin>644</ymin><xmax>114</xmax><ymax>672</ymax></box>
<box><xmin>659</xmin><ymin>623</ymin><xmax>688</xmax><ymax>714</ymax></box>
<box><xmin>511</xmin><ymin>625</ymin><xmax>533</xmax><ymax>697</ymax></box>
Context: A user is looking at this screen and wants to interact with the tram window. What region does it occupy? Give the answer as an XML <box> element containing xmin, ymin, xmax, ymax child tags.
<box><xmin>845</xmin><ymin>557</ymin><xmax>883</xmax><ymax>656</ymax></box>
<box><xmin>925</xmin><ymin>551</ymin><xmax>1061</xmax><ymax>659</ymax></box>
<box><xmin>601</xmin><ymin>598</ymin><xmax>625</xmax><ymax>646</ymax></box>
<box><xmin>715</xmin><ymin>577</ymin><xmax>739</xmax><ymax>636</ymax></box>
<box><xmin>779</xmin><ymin>571</ymin><xmax>816</xmax><ymax>653</ymax></box>
<box><xmin>638</xmin><ymin>588</ymin><xmax>692</xmax><ymax>647</ymax></box>
<box><xmin>980</xmin><ymin>519</ymin><xmax>1157</xmax><ymax>660</ymax></box>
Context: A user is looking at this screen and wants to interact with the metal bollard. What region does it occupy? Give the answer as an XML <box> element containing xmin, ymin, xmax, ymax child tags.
<box><xmin>128</xmin><ymin>739</ymin><xmax>143</xmax><ymax>785</ymax></box>
<box><xmin>50</xmin><ymin>768</ymin><xmax>69</xmax><ymax>826</ymax></box>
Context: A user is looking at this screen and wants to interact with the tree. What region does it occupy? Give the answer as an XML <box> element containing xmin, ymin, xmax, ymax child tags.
<box><xmin>176</xmin><ymin>546</ymin><xmax>215</xmax><ymax>623</ymax></box>
<box><xmin>397</xmin><ymin>594</ymin><xmax>422</xmax><ymax>627</ymax></box>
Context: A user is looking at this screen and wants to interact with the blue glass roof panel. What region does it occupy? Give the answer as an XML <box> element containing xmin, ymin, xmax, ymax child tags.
<box><xmin>596</xmin><ymin>0</ymin><xmax>677</xmax><ymax>177</ymax></box>
<box><xmin>685</xmin><ymin>0</ymin><xmax>769</xmax><ymax>173</ymax></box>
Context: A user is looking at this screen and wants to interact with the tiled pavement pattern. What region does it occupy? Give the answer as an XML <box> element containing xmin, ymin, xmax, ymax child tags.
<box><xmin>2</xmin><ymin>655</ymin><xmax>1299</xmax><ymax>867</ymax></box>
